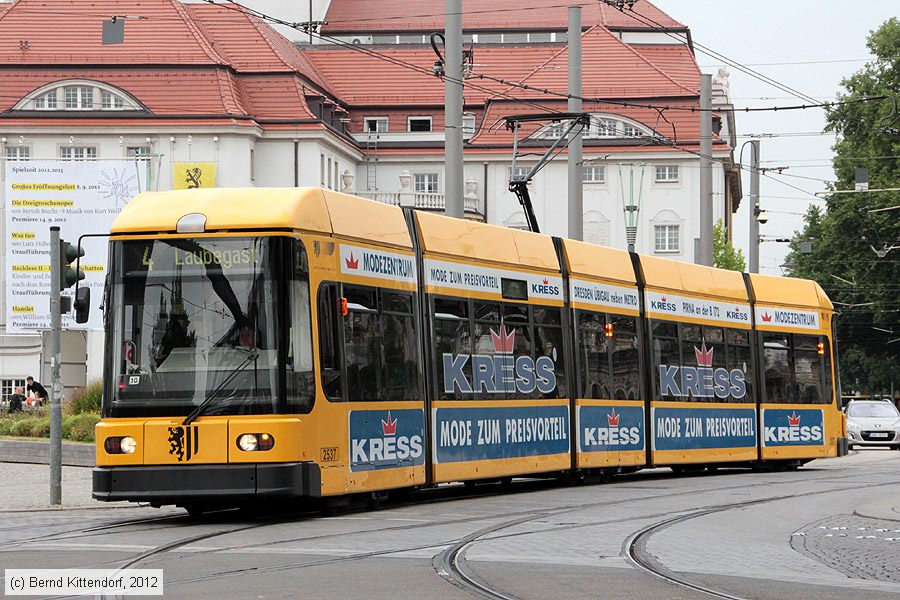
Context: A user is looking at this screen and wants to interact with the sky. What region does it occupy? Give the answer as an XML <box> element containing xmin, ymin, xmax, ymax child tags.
<box><xmin>653</xmin><ymin>0</ymin><xmax>897</xmax><ymax>275</ymax></box>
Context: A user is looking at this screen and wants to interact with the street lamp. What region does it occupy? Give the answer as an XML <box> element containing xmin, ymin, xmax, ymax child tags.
<box><xmin>619</xmin><ymin>162</ymin><xmax>645</xmax><ymax>252</ymax></box>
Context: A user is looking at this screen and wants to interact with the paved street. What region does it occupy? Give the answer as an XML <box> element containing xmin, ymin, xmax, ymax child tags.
<box><xmin>1</xmin><ymin>450</ymin><xmax>899</xmax><ymax>599</ymax></box>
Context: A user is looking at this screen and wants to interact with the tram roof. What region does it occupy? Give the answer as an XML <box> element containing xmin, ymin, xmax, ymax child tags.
<box><xmin>639</xmin><ymin>255</ymin><xmax>749</xmax><ymax>301</ymax></box>
<box><xmin>111</xmin><ymin>188</ymin><xmax>413</xmax><ymax>249</ymax></box>
<box><xmin>749</xmin><ymin>273</ymin><xmax>833</xmax><ymax>311</ymax></box>
<box><xmin>560</xmin><ymin>239</ymin><xmax>636</xmax><ymax>285</ymax></box>
<box><xmin>414</xmin><ymin>211</ymin><xmax>560</xmax><ymax>272</ymax></box>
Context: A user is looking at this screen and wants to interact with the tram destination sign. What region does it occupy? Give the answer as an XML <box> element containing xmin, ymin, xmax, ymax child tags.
<box><xmin>340</xmin><ymin>244</ymin><xmax>417</xmax><ymax>284</ymax></box>
<box><xmin>754</xmin><ymin>305</ymin><xmax>820</xmax><ymax>331</ymax></box>
<box><xmin>645</xmin><ymin>291</ymin><xmax>751</xmax><ymax>326</ymax></box>
<box><xmin>569</xmin><ymin>279</ymin><xmax>640</xmax><ymax>313</ymax></box>
<box><xmin>424</xmin><ymin>258</ymin><xmax>563</xmax><ymax>302</ymax></box>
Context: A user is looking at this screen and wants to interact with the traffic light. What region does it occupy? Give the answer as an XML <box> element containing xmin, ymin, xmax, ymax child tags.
<box><xmin>59</xmin><ymin>239</ymin><xmax>84</xmax><ymax>291</ymax></box>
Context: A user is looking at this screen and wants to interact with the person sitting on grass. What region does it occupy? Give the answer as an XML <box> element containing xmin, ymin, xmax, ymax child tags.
<box><xmin>8</xmin><ymin>387</ymin><xmax>25</xmax><ymax>414</ymax></box>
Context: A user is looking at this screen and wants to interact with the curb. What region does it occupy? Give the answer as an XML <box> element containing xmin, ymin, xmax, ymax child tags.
<box><xmin>0</xmin><ymin>439</ymin><xmax>94</xmax><ymax>467</ymax></box>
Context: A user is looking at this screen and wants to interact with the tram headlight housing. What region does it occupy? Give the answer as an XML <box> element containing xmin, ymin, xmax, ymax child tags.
<box><xmin>237</xmin><ymin>433</ymin><xmax>275</xmax><ymax>452</ymax></box>
<box><xmin>104</xmin><ymin>436</ymin><xmax>137</xmax><ymax>455</ymax></box>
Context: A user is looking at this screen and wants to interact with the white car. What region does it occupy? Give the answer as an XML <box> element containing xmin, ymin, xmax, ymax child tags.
<box><xmin>845</xmin><ymin>399</ymin><xmax>900</xmax><ymax>450</ymax></box>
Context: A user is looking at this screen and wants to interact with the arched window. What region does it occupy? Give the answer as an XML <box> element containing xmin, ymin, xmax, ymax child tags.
<box><xmin>13</xmin><ymin>80</ymin><xmax>144</xmax><ymax>112</ymax></box>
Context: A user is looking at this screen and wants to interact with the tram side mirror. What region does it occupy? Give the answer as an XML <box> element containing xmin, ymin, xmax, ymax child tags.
<box><xmin>74</xmin><ymin>286</ymin><xmax>91</xmax><ymax>324</ymax></box>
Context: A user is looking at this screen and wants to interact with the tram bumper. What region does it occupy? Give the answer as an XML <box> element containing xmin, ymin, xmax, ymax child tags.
<box><xmin>92</xmin><ymin>462</ymin><xmax>321</xmax><ymax>502</ymax></box>
<box><xmin>837</xmin><ymin>436</ymin><xmax>849</xmax><ymax>457</ymax></box>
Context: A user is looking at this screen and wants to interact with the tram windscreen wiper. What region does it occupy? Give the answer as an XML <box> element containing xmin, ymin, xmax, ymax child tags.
<box><xmin>182</xmin><ymin>348</ymin><xmax>259</xmax><ymax>426</ymax></box>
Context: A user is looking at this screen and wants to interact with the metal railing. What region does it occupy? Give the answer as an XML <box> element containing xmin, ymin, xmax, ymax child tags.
<box><xmin>356</xmin><ymin>190</ymin><xmax>481</xmax><ymax>215</ymax></box>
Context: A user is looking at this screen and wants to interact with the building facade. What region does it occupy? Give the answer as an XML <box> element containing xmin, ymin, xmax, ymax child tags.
<box><xmin>0</xmin><ymin>0</ymin><xmax>739</xmax><ymax>390</ymax></box>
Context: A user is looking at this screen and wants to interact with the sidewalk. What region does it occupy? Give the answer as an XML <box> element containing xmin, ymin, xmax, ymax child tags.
<box><xmin>0</xmin><ymin>462</ymin><xmax>96</xmax><ymax>510</ymax></box>
<box><xmin>0</xmin><ymin>439</ymin><xmax>97</xmax><ymax>510</ymax></box>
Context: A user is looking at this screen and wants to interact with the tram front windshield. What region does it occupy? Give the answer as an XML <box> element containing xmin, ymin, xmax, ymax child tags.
<box><xmin>106</xmin><ymin>236</ymin><xmax>297</xmax><ymax>417</ymax></box>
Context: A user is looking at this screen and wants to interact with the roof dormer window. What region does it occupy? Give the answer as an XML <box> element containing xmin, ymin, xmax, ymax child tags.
<box><xmin>34</xmin><ymin>91</ymin><xmax>57</xmax><ymax>110</ymax></box>
<box><xmin>14</xmin><ymin>80</ymin><xmax>143</xmax><ymax>112</ymax></box>
<box><xmin>65</xmin><ymin>86</ymin><xmax>93</xmax><ymax>109</ymax></box>
<box><xmin>101</xmin><ymin>91</ymin><xmax>124</xmax><ymax>110</ymax></box>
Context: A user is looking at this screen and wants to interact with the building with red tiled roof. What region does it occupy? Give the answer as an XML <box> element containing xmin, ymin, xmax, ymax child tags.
<box><xmin>304</xmin><ymin>0</ymin><xmax>740</xmax><ymax>244</ymax></box>
<box><xmin>0</xmin><ymin>0</ymin><xmax>359</xmax><ymax>388</ymax></box>
<box><xmin>0</xmin><ymin>0</ymin><xmax>740</xmax><ymax>389</ymax></box>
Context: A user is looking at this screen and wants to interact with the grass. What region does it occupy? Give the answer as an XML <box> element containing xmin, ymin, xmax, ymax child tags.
<box><xmin>0</xmin><ymin>381</ymin><xmax>102</xmax><ymax>443</ymax></box>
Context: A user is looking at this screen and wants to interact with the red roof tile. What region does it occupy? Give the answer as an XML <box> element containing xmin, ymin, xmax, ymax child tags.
<box><xmin>186</xmin><ymin>3</ymin><xmax>334</xmax><ymax>93</ymax></box>
<box><xmin>307</xmin><ymin>25</ymin><xmax>696</xmax><ymax>106</ymax></box>
<box><xmin>322</xmin><ymin>0</ymin><xmax>683</xmax><ymax>34</ymax></box>
<box><xmin>237</xmin><ymin>76</ymin><xmax>317</xmax><ymax>120</ymax></box>
<box><xmin>468</xmin><ymin>99</ymin><xmax>720</xmax><ymax>149</ymax></box>
<box><xmin>0</xmin><ymin>0</ymin><xmax>325</xmax><ymax>129</ymax></box>
<box><xmin>631</xmin><ymin>44</ymin><xmax>700</xmax><ymax>92</ymax></box>
<box><xmin>0</xmin><ymin>0</ymin><xmax>226</xmax><ymax>65</ymax></box>
<box><xmin>0</xmin><ymin>69</ymin><xmax>242</xmax><ymax>114</ymax></box>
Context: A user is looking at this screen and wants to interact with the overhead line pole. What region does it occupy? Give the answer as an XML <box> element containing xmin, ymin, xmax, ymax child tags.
<box><xmin>749</xmin><ymin>139</ymin><xmax>760</xmax><ymax>273</ymax></box>
<box><xmin>698</xmin><ymin>73</ymin><xmax>713</xmax><ymax>266</ymax></box>
<box><xmin>49</xmin><ymin>226</ymin><xmax>62</xmax><ymax>506</ymax></box>
<box><xmin>444</xmin><ymin>0</ymin><xmax>464</xmax><ymax>219</ymax></box>
<box><xmin>567</xmin><ymin>6</ymin><xmax>583</xmax><ymax>241</ymax></box>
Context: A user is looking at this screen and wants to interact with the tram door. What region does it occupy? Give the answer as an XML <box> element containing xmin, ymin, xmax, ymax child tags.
<box><xmin>314</xmin><ymin>241</ymin><xmax>427</xmax><ymax>496</ymax></box>
<box><xmin>756</xmin><ymin>304</ymin><xmax>837</xmax><ymax>460</ymax></box>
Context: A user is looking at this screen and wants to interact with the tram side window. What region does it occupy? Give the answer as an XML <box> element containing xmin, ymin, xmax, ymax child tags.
<box><xmin>434</xmin><ymin>298</ymin><xmax>566</xmax><ymax>400</ymax></box>
<box><xmin>762</xmin><ymin>333</ymin><xmax>832</xmax><ymax>404</ymax></box>
<box><xmin>473</xmin><ymin>301</ymin><xmax>502</xmax><ymax>399</ymax></box>
<box><xmin>344</xmin><ymin>286</ymin><xmax>382</xmax><ymax>401</ymax></box>
<box><xmin>286</xmin><ymin>240</ymin><xmax>315</xmax><ymax>411</ymax></box>
<box><xmin>610</xmin><ymin>316</ymin><xmax>639</xmax><ymax>400</ymax></box>
<box><xmin>382</xmin><ymin>291</ymin><xmax>419</xmax><ymax>400</ymax></box>
<box><xmin>653</xmin><ymin>321</ymin><xmax>753</xmax><ymax>402</ymax></box>
<box><xmin>318</xmin><ymin>283</ymin><xmax>343</xmax><ymax>399</ymax></box>
<box><xmin>794</xmin><ymin>335</ymin><xmax>824</xmax><ymax>403</ymax></box>
<box><xmin>726</xmin><ymin>329</ymin><xmax>753</xmax><ymax>403</ymax></box>
<box><xmin>534</xmin><ymin>306</ymin><xmax>565</xmax><ymax>399</ymax></box>
<box><xmin>434</xmin><ymin>297</ymin><xmax>471</xmax><ymax>400</ymax></box>
<box><xmin>341</xmin><ymin>285</ymin><xmax>420</xmax><ymax>402</ymax></box>
<box><xmin>652</xmin><ymin>321</ymin><xmax>680</xmax><ymax>400</ymax></box>
<box><xmin>763</xmin><ymin>334</ymin><xmax>793</xmax><ymax>403</ymax></box>
<box><xmin>577</xmin><ymin>312</ymin><xmax>609</xmax><ymax>399</ymax></box>
<box><xmin>503</xmin><ymin>303</ymin><xmax>534</xmax><ymax>400</ymax></box>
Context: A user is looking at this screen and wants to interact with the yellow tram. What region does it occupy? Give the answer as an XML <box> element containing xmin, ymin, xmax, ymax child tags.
<box><xmin>92</xmin><ymin>188</ymin><xmax>846</xmax><ymax>509</ymax></box>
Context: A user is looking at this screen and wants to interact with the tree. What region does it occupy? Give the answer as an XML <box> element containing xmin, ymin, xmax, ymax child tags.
<box><xmin>713</xmin><ymin>219</ymin><xmax>746</xmax><ymax>272</ymax></box>
<box><xmin>785</xmin><ymin>18</ymin><xmax>900</xmax><ymax>394</ymax></box>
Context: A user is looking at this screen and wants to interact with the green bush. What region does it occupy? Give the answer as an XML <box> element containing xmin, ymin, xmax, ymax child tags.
<box><xmin>27</xmin><ymin>416</ymin><xmax>51</xmax><ymax>437</ymax></box>
<box><xmin>62</xmin><ymin>414</ymin><xmax>79</xmax><ymax>439</ymax></box>
<box><xmin>67</xmin><ymin>413</ymin><xmax>100</xmax><ymax>443</ymax></box>
<box><xmin>0</xmin><ymin>418</ymin><xmax>15</xmax><ymax>436</ymax></box>
<box><xmin>11</xmin><ymin>417</ymin><xmax>41</xmax><ymax>437</ymax></box>
<box><xmin>67</xmin><ymin>381</ymin><xmax>103</xmax><ymax>415</ymax></box>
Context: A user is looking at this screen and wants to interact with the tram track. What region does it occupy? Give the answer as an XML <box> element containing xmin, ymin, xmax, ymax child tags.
<box><xmin>9</xmin><ymin>460</ymin><xmax>900</xmax><ymax>599</ymax></box>
<box><xmin>434</xmin><ymin>474</ymin><xmax>900</xmax><ymax>600</ymax></box>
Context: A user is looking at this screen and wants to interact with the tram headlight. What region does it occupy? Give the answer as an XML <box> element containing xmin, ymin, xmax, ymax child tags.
<box><xmin>237</xmin><ymin>433</ymin><xmax>275</xmax><ymax>452</ymax></box>
<box><xmin>104</xmin><ymin>436</ymin><xmax>137</xmax><ymax>455</ymax></box>
<box><xmin>238</xmin><ymin>434</ymin><xmax>258</xmax><ymax>452</ymax></box>
<box><xmin>120</xmin><ymin>436</ymin><xmax>137</xmax><ymax>454</ymax></box>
